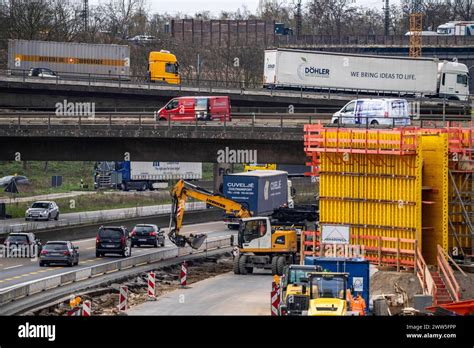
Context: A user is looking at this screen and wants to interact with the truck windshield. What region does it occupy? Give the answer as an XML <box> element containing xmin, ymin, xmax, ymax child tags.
<box><xmin>165</xmin><ymin>63</ymin><xmax>178</xmax><ymax>74</ymax></box>
<box><xmin>457</xmin><ymin>74</ymin><xmax>468</xmax><ymax>86</ymax></box>
<box><xmin>310</xmin><ymin>276</ymin><xmax>346</xmax><ymax>300</ymax></box>
<box><xmin>240</xmin><ymin>220</ymin><xmax>266</xmax><ymax>243</ymax></box>
<box><xmin>289</xmin><ymin>269</ymin><xmax>313</xmax><ymax>284</ymax></box>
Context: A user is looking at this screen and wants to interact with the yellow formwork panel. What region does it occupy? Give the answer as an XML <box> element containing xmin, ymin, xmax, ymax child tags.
<box><xmin>420</xmin><ymin>134</ymin><xmax>449</xmax><ymax>265</ymax></box>
<box><xmin>318</xmin><ymin>128</ymin><xmax>417</xmax><ymax>153</ymax></box>
<box><xmin>319</xmin><ymin>148</ymin><xmax>423</xmax><ymax>265</ymax></box>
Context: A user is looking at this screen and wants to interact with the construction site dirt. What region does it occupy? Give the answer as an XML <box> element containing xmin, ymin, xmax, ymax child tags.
<box><xmin>33</xmin><ymin>253</ymin><xmax>234</xmax><ymax>316</ymax></box>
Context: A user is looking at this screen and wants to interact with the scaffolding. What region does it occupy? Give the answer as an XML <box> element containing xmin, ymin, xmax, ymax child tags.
<box><xmin>304</xmin><ymin>124</ymin><xmax>473</xmax><ymax>267</ymax></box>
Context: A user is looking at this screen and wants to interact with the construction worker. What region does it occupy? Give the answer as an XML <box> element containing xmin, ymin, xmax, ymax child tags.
<box><xmin>349</xmin><ymin>292</ymin><xmax>366</xmax><ymax>316</ymax></box>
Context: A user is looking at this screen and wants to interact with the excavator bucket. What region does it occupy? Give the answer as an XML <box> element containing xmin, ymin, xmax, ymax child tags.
<box><xmin>168</xmin><ymin>229</ymin><xmax>207</xmax><ymax>249</ymax></box>
<box><xmin>186</xmin><ymin>234</ymin><xmax>207</xmax><ymax>249</ymax></box>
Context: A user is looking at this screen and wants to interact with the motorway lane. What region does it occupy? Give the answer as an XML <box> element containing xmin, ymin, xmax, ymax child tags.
<box><xmin>127</xmin><ymin>272</ymin><xmax>272</xmax><ymax>315</ymax></box>
<box><xmin>0</xmin><ymin>221</ymin><xmax>234</xmax><ymax>290</ymax></box>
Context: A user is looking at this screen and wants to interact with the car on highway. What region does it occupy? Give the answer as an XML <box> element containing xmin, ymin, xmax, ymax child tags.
<box><xmin>25</xmin><ymin>201</ymin><xmax>60</xmax><ymax>221</ymax></box>
<box><xmin>96</xmin><ymin>226</ymin><xmax>132</xmax><ymax>258</ymax></box>
<box><xmin>2</xmin><ymin>232</ymin><xmax>42</xmax><ymax>257</ymax></box>
<box><xmin>130</xmin><ymin>224</ymin><xmax>165</xmax><ymax>248</ymax></box>
<box><xmin>39</xmin><ymin>241</ymin><xmax>79</xmax><ymax>267</ymax></box>
<box><xmin>28</xmin><ymin>67</ymin><xmax>58</xmax><ymax>79</ymax></box>
<box><xmin>0</xmin><ymin>175</ymin><xmax>31</xmax><ymax>187</ymax></box>
<box><xmin>331</xmin><ymin>98</ymin><xmax>411</xmax><ymax>126</ymax></box>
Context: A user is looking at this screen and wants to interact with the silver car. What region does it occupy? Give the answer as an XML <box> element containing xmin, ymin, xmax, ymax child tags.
<box><xmin>25</xmin><ymin>201</ymin><xmax>60</xmax><ymax>221</ymax></box>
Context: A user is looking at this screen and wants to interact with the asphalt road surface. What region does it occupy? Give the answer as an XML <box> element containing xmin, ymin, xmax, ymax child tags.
<box><xmin>0</xmin><ymin>221</ymin><xmax>233</xmax><ymax>290</ymax></box>
<box><xmin>127</xmin><ymin>271</ymin><xmax>272</xmax><ymax>316</ymax></box>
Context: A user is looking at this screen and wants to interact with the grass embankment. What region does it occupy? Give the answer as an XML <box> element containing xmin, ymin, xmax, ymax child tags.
<box><xmin>0</xmin><ymin>161</ymin><xmax>95</xmax><ymax>197</ymax></box>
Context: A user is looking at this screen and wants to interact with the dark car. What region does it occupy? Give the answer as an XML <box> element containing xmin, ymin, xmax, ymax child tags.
<box><xmin>0</xmin><ymin>175</ymin><xmax>30</xmax><ymax>187</ymax></box>
<box><xmin>3</xmin><ymin>232</ymin><xmax>42</xmax><ymax>258</ymax></box>
<box><xmin>96</xmin><ymin>226</ymin><xmax>132</xmax><ymax>258</ymax></box>
<box><xmin>39</xmin><ymin>241</ymin><xmax>79</xmax><ymax>267</ymax></box>
<box><xmin>28</xmin><ymin>67</ymin><xmax>58</xmax><ymax>79</ymax></box>
<box><xmin>130</xmin><ymin>224</ymin><xmax>165</xmax><ymax>248</ymax></box>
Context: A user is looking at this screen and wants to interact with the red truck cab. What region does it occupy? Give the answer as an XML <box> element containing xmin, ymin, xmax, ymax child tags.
<box><xmin>157</xmin><ymin>96</ymin><xmax>231</xmax><ymax>122</ymax></box>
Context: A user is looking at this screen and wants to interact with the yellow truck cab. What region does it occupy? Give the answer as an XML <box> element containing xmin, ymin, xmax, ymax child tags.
<box><xmin>148</xmin><ymin>50</ymin><xmax>180</xmax><ymax>84</ymax></box>
<box><xmin>279</xmin><ymin>265</ymin><xmax>323</xmax><ymax>316</ymax></box>
<box><xmin>306</xmin><ymin>272</ymin><xmax>349</xmax><ymax>316</ymax></box>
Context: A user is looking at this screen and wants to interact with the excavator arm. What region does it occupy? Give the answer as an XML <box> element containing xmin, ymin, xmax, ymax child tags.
<box><xmin>169</xmin><ymin>179</ymin><xmax>252</xmax><ymax>249</ymax></box>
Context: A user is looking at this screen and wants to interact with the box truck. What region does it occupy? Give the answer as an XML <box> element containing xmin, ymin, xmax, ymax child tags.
<box><xmin>223</xmin><ymin>170</ymin><xmax>291</xmax><ymax>228</ymax></box>
<box><xmin>437</xmin><ymin>21</ymin><xmax>474</xmax><ymax>36</ymax></box>
<box><xmin>8</xmin><ymin>40</ymin><xmax>130</xmax><ymax>79</ymax></box>
<box><xmin>263</xmin><ymin>48</ymin><xmax>469</xmax><ymax>101</ymax></box>
<box><xmin>94</xmin><ymin>162</ymin><xmax>202</xmax><ymax>191</ymax></box>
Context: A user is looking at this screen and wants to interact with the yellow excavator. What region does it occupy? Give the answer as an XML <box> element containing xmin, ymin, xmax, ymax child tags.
<box><xmin>169</xmin><ymin>179</ymin><xmax>299</xmax><ymax>275</ymax></box>
<box><xmin>305</xmin><ymin>272</ymin><xmax>350</xmax><ymax>316</ymax></box>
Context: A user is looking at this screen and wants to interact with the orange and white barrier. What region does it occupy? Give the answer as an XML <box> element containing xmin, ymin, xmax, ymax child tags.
<box><xmin>82</xmin><ymin>300</ymin><xmax>91</xmax><ymax>316</ymax></box>
<box><xmin>180</xmin><ymin>261</ymin><xmax>187</xmax><ymax>287</ymax></box>
<box><xmin>271</xmin><ymin>281</ymin><xmax>281</xmax><ymax>316</ymax></box>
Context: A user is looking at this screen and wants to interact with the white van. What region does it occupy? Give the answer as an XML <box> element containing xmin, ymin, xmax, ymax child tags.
<box><xmin>331</xmin><ymin>99</ymin><xmax>411</xmax><ymax>126</ymax></box>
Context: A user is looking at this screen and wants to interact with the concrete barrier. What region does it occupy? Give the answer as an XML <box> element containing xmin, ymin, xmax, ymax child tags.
<box><xmin>0</xmin><ymin>235</ymin><xmax>232</xmax><ymax>306</ymax></box>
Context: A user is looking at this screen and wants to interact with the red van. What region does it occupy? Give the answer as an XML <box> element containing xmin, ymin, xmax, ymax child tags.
<box><xmin>157</xmin><ymin>96</ymin><xmax>231</xmax><ymax>122</ymax></box>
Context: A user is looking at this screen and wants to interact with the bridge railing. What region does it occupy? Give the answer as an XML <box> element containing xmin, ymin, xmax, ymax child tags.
<box><xmin>0</xmin><ymin>69</ymin><xmax>470</xmax><ymax>106</ymax></box>
<box><xmin>275</xmin><ymin>35</ymin><xmax>474</xmax><ymax>47</ymax></box>
<box><xmin>0</xmin><ymin>112</ymin><xmax>469</xmax><ymax>132</ymax></box>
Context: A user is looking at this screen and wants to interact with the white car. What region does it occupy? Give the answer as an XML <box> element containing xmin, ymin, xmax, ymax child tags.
<box><xmin>331</xmin><ymin>98</ymin><xmax>411</xmax><ymax>127</ymax></box>
<box><xmin>25</xmin><ymin>201</ymin><xmax>60</xmax><ymax>221</ymax></box>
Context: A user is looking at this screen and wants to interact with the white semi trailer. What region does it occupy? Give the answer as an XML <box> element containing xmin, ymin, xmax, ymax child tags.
<box><xmin>263</xmin><ymin>49</ymin><xmax>469</xmax><ymax>101</ymax></box>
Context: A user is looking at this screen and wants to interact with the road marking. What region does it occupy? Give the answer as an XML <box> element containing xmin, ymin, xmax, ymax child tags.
<box><xmin>86</xmin><ymin>247</ymin><xmax>95</xmax><ymax>250</ymax></box>
<box><xmin>12</xmin><ymin>276</ymin><xmax>23</xmax><ymax>279</ymax></box>
<box><xmin>3</xmin><ymin>264</ymin><xmax>24</xmax><ymax>270</ymax></box>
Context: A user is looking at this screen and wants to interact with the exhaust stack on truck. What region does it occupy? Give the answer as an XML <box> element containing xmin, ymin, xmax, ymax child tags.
<box><xmin>263</xmin><ymin>48</ymin><xmax>469</xmax><ymax>101</ymax></box>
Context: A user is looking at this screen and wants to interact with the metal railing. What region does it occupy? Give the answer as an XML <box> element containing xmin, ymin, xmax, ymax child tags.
<box><xmin>416</xmin><ymin>245</ymin><xmax>437</xmax><ymax>301</ymax></box>
<box><xmin>437</xmin><ymin>245</ymin><xmax>463</xmax><ymax>302</ymax></box>
<box><xmin>0</xmin><ymin>69</ymin><xmax>471</xmax><ymax>106</ymax></box>
<box><xmin>0</xmin><ymin>235</ymin><xmax>232</xmax><ymax>306</ymax></box>
<box><xmin>0</xmin><ymin>112</ymin><xmax>470</xmax><ymax>134</ymax></box>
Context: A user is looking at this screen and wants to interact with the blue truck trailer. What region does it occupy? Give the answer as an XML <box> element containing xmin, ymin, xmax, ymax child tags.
<box><xmin>222</xmin><ymin>170</ymin><xmax>289</xmax><ymax>228</ymax></box>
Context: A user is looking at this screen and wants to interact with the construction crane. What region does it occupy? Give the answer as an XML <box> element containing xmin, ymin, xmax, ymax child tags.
<box><xmin>409</xmin><ymin>0</ymin><xmax>423</xmax><ymax>57</ymax></box>
<box><xmin>169</xmin><ymin>179</ymin><xmax>300</xmax><ymax>275</ymax></box>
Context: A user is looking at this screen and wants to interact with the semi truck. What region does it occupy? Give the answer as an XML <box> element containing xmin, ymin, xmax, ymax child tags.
<box><xmin>148</xmin><ymin>50</ymin><xmax>180</xmax><ymax>84</ymax></box>
<box><xmin>264</xmin><ymin>48</ymin><xmax>469</xmax><ymax>101</ymax></box>
<box><xmin>437</xmin><ymin>21</ymin><xmax>474</xmax><ymax>36</ymax></box>
<box><xmin>222</xmin><ymin>170</ymin><xmax>294</xmax><ymax>229</ymax></box>
<box><xmin>94</xmin><ymin>162</ymin><xmax>202</xmax><ymax>191</ymax></box>
<box><xmin>8</xmin><ymin>40</ymin><xmax>130</xmax><ymax>79</ymax></box>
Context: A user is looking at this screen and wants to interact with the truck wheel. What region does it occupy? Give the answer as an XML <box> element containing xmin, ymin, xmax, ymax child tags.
<box><xmin>271</xmin><ymin>256</ymin><xmax>279</xmax><ymax>275</ymax></box>
<box><xmin>140</xmin><ymin>183</ymin><xmax>147</xmax><ymax>191</ymax></box>
<box><xmin>239</xmin><ymin>255</ymin><xmax>248</xmax><ymax>275</ymax></box>
<box><xmin>233</xmin><ymin>255</ymin><xmax>241</xmax><ymax>275</ymax></box>
<box><xmin>276</xmin><ymin>256</ymin><xmax>286</xmax><ymax>276</ymax></box>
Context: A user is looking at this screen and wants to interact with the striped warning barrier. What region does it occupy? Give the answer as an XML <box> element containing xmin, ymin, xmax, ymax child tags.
<box><xmin>67</xmin><ymin>307</ymin><xmax>81</xmax><ymax>316</ymax></box>
<box><xmin>82</xmin><ymin>300</ymin><xmax>91</xmax><ymax>316</ymax></box>
<box><xmin>147</xmin><ymin>272</ymin><xmax>156</xmax><ymax>300</ymax></box>
<box><xmin>118</xmin><ymin>285</ymin><xmax>128</xmax><ymax>311</ymax></box>
<box><xmin>180</xmin><ymin>261</ymin><xmax>187</xmax><ymax>287</ymax></box>
<box><xmin>271</xmin><ymin>281</ymin><xmax>280</xmax><ymax>316</ymax></box>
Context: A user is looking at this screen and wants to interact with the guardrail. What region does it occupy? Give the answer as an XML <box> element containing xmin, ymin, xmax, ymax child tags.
<box><xmin>437</xmin><ymin>245</ymin><xmax>462</xmax><ymax>302</ymax></box>
<box><xmin>0</xmin><ymin>70</ymin><xmax>471</xmax><ymax>106</ymax></box>
<box><xmin>416</xmin><ymin>245</ymin><xmax>437</xmax><ymax>301</ymax></box>
<box><xmin>0</xmin><ymin>202</ymin><xmax>206</xmax><ymax>235</ymax></box>
<box><xmin>0</xmin><ymin>112</ymin><xmax>470</xmax><ymax>134</ymax></box>
<box><xmin>0</xmin><ymin>235</ymin><xmax>232</xmax><ymax>306</ymax></box>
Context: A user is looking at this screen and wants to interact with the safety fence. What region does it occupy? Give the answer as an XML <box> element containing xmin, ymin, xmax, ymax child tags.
<box><xmin>437</xmin><ymin>245</ymin><xmax>463</xmax><ymax>302</ymax></box>
<box><xmin>0</xmin><ymin>235</ymin><xmax>232</xmax><ymax>306</ymax></box>
<box><xmin>416</xmin><ymin>246</ymin><xmax>437</xmax><ymax>301</ymax></box>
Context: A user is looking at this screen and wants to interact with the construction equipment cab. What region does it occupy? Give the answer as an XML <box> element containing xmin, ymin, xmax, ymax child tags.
<box><xmin>148</xmin><ymin>50</ymin><xmax>180</xmax><ymax>85</ymax></box>
<box><xmin>279</xmin><ymin>265</ymin><xmax>322</xmax><ymax>316</ymax></box>
<box><xmin>235</xmin><ymin>217</ymin><xmax>298</xmax><ymax>276</ymax></box>
<box><xmin>305</xmin><ymin>272</ymin><xmax>349</xmax><ymax>316</ymax></box>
